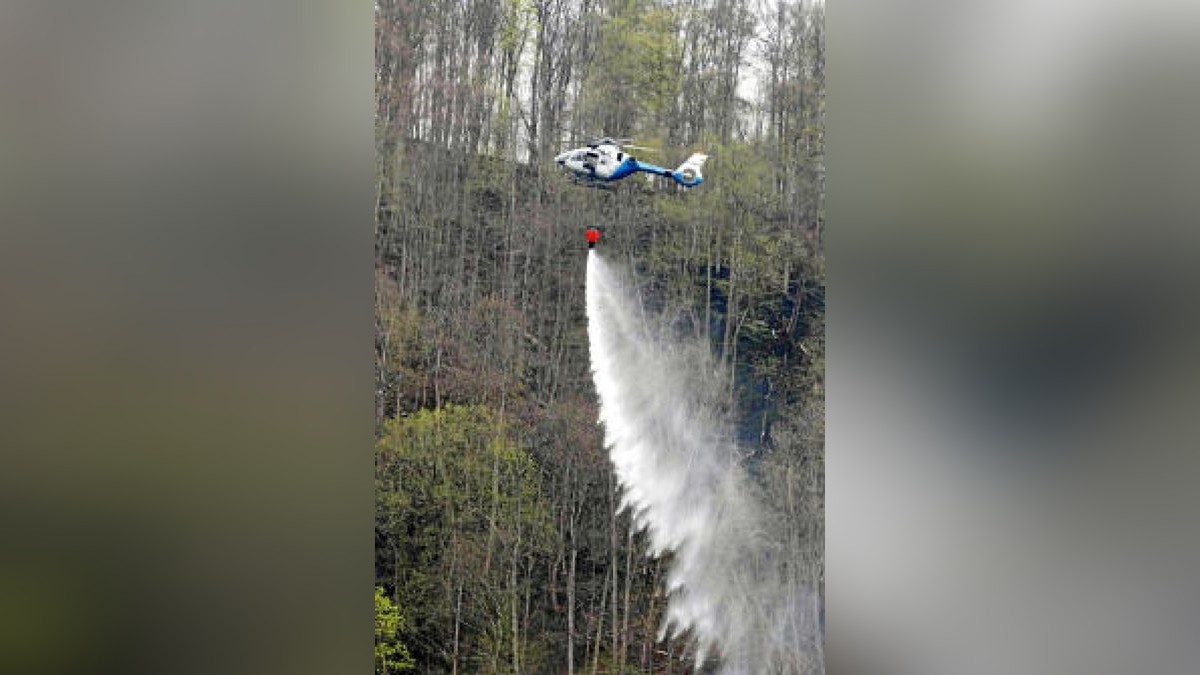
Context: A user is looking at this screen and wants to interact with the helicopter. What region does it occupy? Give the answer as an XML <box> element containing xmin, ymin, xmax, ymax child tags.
<box><xmin>554</xmin><ymin>137</ymin><xmax>708</xmax><ymax>189</ymax></box>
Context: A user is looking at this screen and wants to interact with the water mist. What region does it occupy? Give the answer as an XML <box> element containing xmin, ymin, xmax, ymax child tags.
<box><xmin>585</xmin><ymin>251</ymin><xmax>822</xmax><ymax>674</ymax></box>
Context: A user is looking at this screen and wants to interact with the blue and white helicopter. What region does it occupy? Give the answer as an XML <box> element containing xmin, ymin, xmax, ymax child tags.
<box><xmin>554</xmin><ymin>137</ymin><xmax>708</xmax><ymax>189</ymax></box>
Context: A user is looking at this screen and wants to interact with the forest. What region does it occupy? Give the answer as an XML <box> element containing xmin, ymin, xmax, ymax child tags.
<box><xmin>375</xmin><ymin>0</ymin><xmax>824</xmax><ymax>672</ymax></box>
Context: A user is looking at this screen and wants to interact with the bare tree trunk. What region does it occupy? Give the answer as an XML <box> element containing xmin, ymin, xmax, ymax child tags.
<box><xmin>511</xmin><ymin>496</ymin><xmax>522</xmax><ymax>674</ymax></box>
<box><xmin>705</xmin><ymin>224</ymin><xmax>713</xmax><ymax>341</ymax></box>
<box><xmin>620</xmin><ymin>525</ymin><xmax>633</xmax><ymax>672</ymax></box>
<box><xmin>609</xmin><ymin>476</ymin><xmax>619</xmax><ymax>664</ymax></box>
<box><xmin>567</xmin><ymin>467</ymin><xmax>577</xmax><ymax>675</ymax></box>
<box><xmin>592</xmin><ymin>562</ymin><xmax>608</xmax><ymax>675</ymax></box>
<box><xmin>451</xmin><ymin>581</ymin><xmax>463</xmax><ymax>675</ymax></box>
<box><xmin>643</xmin><ymin>558</ymin><xmax>663</xmax><ymax>672</ymax></box>
<box><xmin>433</xmin><ymin>346</ymin><xmax>443</xmax><ymax>408</ymax></box>
<box><xmin>523</xmin><ymin>552</ymin><xmax>534</xmax><ymax>664</ymax></box>
<box><xmin>484</xmin><ymin>452</ymin><xmax>499</xmax><ymax>575</ymax></box>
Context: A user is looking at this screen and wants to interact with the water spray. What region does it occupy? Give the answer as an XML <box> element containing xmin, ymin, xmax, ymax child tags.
<box><xmin>585</xmin><ymin>251</ymin><xmax>822</xmax><ymax>673</ymax></box>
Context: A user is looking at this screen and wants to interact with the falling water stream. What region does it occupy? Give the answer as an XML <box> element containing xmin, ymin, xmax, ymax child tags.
<box><xmin>585</xmin><ymin>251</ymin><xmax>822</xmax><ymax>673</ymax></box>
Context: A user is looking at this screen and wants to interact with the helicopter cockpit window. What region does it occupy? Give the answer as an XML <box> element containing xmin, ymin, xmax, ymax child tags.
<box><xmin>571</xmin><ymin>151</ymin><xmax>584</xmax><ymax>161</ymax></box>
<box><xmin>617</xmin><ymin>152</ymin><xmax>624</xmax><ymax>161</ymax></box>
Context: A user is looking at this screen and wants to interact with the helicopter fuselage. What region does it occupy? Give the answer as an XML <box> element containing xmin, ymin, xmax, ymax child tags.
<box><xmin>554</xmin><ymin>143</ymin><xmax>643</xmax><ymax>183</ymax></box>
<box><xmin>553</xmin><ymin>140</ymin><xmax>707</xmax><ymax>189</ymax></box>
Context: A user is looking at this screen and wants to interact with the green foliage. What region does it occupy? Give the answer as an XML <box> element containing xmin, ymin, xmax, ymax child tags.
<box><xmin>498</xmin><ymin>0</ymin><xmax>535</xmax><ymax>53</ymax></box>
<box><xmin>376</xmin><ymin>405</ymin><xmax>556</xmax><ymax>670</ymax></box>
<box><xmin>375</xmin><ymin>271</ymin><xmax>437</xmax><ymax>420</ymax></box>
<box><xmin>375</xmin><ymin>587</ymin><xmax>415</xmax><ymax>674</ymax></box>
<box><xmin>377</xmin><ymin>405</ymin><xmax>553</xmax><ymax>552</ymax></box>
<box><xmin>584</xmin><ymin>0</ymin><xmax>681</xmax><ymax>134</ymax></box>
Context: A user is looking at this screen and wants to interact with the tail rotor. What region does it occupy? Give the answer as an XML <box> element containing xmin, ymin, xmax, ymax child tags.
<box><xmin>671</xmin><ymin>153</ymin><xmax>708</xmax><ymax>187</ymax></box>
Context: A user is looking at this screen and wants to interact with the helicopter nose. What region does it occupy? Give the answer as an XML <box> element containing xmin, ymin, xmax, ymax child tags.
<box><xmin>554</xmin><ymin>152</ymin><xmax>567</xmax><ymax>165</ymax></box>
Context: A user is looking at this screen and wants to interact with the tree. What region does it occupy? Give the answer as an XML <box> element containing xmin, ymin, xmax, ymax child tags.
<box><xmin>580</xmin><ymin>0</ymin><xmax>682</xmax><ymax>136</ymax></box>
<box><xmin>376</xmin><ymin>405</ymin><xmax>557</xmax><ymax>672</ymax></box>
<box><xmin>375</xmin><ymin>587</ymin><xmax>416</xmax><ymax>674</ymax></box>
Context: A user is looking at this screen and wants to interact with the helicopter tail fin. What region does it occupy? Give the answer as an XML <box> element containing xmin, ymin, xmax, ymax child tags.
<box><xmin>671</xmin><ymin>153</ymin><xmax>708</xmax><ymax>187</ymax></box>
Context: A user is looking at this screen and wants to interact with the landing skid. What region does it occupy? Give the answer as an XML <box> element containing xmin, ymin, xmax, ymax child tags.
<box><xmin>569</xmin><ymin>177</ymin><xmax>617</xmax><ymax>191</ymax></box>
